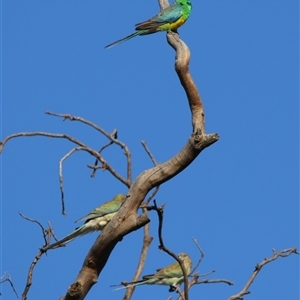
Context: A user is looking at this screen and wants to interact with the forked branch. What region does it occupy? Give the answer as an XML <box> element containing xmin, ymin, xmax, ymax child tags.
<box><xmin>59</xmin><ymin>0</ymin><xmax>218</xmax><ymax>295</ymax></box>
<box><xmin>121</xmin><ymin>142</ymin><xmax>159</xmax><ymax>300</ymax></box>
<box><xmin>228</xmin><ymin>247</ymin><xmax>299</xmax><ymax>300</ymax></box>
<box><xmin>18</xmin><ymin>213</ymin><xmax>53</xmax><ymax>300</ymax></box>
<box><xmin>0</xmin><ymin>272</ymin><xmax>19</xmax><ymax>299</ymax></box>
<box><xmin>1</xmin><ymin>0</ymin><xmax>219</xmax><ymax>299</ymax></box>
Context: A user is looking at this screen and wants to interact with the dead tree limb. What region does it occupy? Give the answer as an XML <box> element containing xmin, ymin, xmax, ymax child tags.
<box><xmin>228</xmin><ymin>247</ymin><xmax>299</xmax><ymax>300</ymax></box>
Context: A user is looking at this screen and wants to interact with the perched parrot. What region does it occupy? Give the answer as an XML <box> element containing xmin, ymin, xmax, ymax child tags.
<box><xmin>115</xmin><ymin>253</ymin><xmax>192</xmax><ymax>292</ymax></box>
<box><xmin>42</xmin><ymin>194</ymin><xmax>127</xmax><ymax>251</ymax></box>
<box><xmin>105</xmin><ymin>0</ymin><xmax>192</xmax><ymax>49</ymax></box>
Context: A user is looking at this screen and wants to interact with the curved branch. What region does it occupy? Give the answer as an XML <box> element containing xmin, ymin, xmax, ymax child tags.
<box><xmin>228</xmin><ymin>247</ymin><xmax>299</xmax><ymax>300</ymax></box>
<box><xmin>122</xmin><ymin>208</ymin><xmax>153</xmax><ymax>300</ymax></box>
<box><xmin>190</xmin><ymin>238</ymin><xmax>205</xmax><ymax>275</ymax></box>
<box><xmin>4</xmin><ymin>1</ymin><xmax>219</xmax><ymax>298</ymax></box>
<box><xmin>18</xmin><ymin>213</ymin><xmax>50</xmax><ymax>300</ymax></box>
<box><xmin>44</xmin><ymin>111</ymin><xmax>127</xmax><ymax>152</ymax></box>
<box><xmin>59</xmin><ymin>148</ymin><xmax>81</xmax><ymax>215</ymax></box>
<box><xmin>0</xmin><ymin>132</ymin><xmax>130</xmax><ymax>187</ymax></box>
<box><xmin>168</xmin><ymin>31</ymin><xmax>204</xmax><ymax>135</ymax></box>
<box><xmin>45</xmin><ymin>111</ymin><xmax>132</xmax><ymax>182</ymax></box>
<box><xmin>0</xmin><ymin>272</ymin><xmax>19</xmax><ymax>299</ymax></box>
<box><xmin>60</xmin><ymin>5</ymin><xmax>219</xmax><ymax>297</ymax></box>
<box><xmin>153</xmin><ymin>200</ymin><xmax>189</xmax><ymax>300</ymax></box>
<box><xmin>141</xmin><ymin>140</ymin><xmax>158</xmax><ymax>166</ymax></box>
<box><xmin>159</xmin><ymin>0</ymin><xmax>204</xmax><ymax>135</ymax></box>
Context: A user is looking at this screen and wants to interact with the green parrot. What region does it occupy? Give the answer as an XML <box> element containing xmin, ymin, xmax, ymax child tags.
<box><xmin>105</xmin><ymin>0</ymin><xmax>192</xmax><ymax>48</ymax></box>
<box><xmin>115</xmin><ymin>253</ymin><xmax>192</xmax><ymax>292</ymax></box>
<box><xmin>42</xmin><ymin>194</ymin><xmax>126</xmax><ymax>251</ymax></box>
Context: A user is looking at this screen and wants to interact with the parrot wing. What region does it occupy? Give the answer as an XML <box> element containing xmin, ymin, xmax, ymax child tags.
<box><xmin>75</xmin><ymin>194</ymin><xmax>125</xmax><ymax>223</ymax></box>
<box><xmin>142</xmin><ymin>261</ymin><xmax>182</xmax><ymax>280</ymax></box>
<box><xmin>135</xmin><ymin>4</ymin><xmax>182</xmax><ymax>31</ymax></box>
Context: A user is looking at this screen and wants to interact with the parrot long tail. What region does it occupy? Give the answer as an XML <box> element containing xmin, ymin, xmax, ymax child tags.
<box><xmin>112</xmin><ymin>279</ymin><xmax>147</xmax><ymax>290</ymax></box>
<box><xmin>42</xmin><ymin>224</ymin><xmax>94</xmax><ymax>251</ymax></box>
<box><xmin>105</xmin><ymin>30</ymin><xmax>146</xmax><ymax>49</ymax></box>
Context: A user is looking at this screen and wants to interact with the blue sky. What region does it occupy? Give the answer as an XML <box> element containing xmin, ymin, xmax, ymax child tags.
<box><xmin>1</xmin><ymin>0</ymin><xmax>299</xmax><ymax>299</ymax></box>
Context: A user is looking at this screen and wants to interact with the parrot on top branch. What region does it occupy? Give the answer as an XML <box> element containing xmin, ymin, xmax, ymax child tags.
<box><xmin>42</xmin><ymin>193</ymin><xmax>126</xmax><ymax>251</ymax></box>
<box><xmin>105</xmin><ymin>0</ymin><xmax>192</xmax><ymax>49</ymax></box>
<box><xmin>114</xmin><ymin>253</ymin><xmax>192</xmax><ymax>292</ymax></box>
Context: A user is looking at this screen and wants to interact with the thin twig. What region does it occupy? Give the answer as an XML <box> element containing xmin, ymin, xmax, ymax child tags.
<box><xmin>0</xmin><ymin>131</ymin><xmax>130</xmax><ymax>187</ymax></box>
<box><xmin>175</xmin><ymin>287</ymin><xmax>185</xmax><ymax>300</ymax></box>
<box><xmin>44</xmin><ymin>221</ymin><xmax>60</xmax><ymax>245</ymax></box>
<box><xmin>153</xmin><ymin>200</ymin><xmax>190</xmax><ymax>300</ymax></box>
<box><xmin>122</xmin><ymin>208</ymin><xmax>153</xmax><ymax>300</ymax></box>
<box><xmin>22</xmin><ymin>250</ymin><xmax>44</xmax><ymax>300</ymax></box>
<box><xmin>190</xmin><ymin>238</ymin><xmax>204</xmax><ymax>274</ymax></box>
<box><xmin>140</xmin><ymin>142</ymin><xmax>160</xmax><ymax>205</ymax></box>
<box><xmin>1</xmin><ymin>132</ymin><xmax>85</xmax><ymax>152</ymax></box>
<box><xmin>45</xmin><ymin>111</ymin><xmax>117</xmax><ymax>142</ymax></box>
<box><xmin>0</xmin><ymin>272</ymin><xmax>19</xmax><ymax>298</ymax></box>
<box><xmin>19</xmin><ymin>212</ymin><xmax>48</xmax><ymax>245</ymax></box>
<box><xmin>45</xmin><ymin>111</ymin><xmax>132</xmax><ymax>183</ymax></box>
<box><xmin>194</xmin><ymin>278</ymin><xmax>233</xmax><ymax>286</ymax></box>
<box><xmin>185</xmin><ymin>239</ymin><xmax>233</xmax><ymax>295</ymax></box>
<box><xmin>59</xmin><ymin>148</ymin><xmax>84</xmax><ymax>215</ymax></box>
<box><xmin>141</xmin><ymin>140</ymin><xmax>158</xmax><ymax>166</ymax></box>
<box><xmin>59</xmin><ymin>146</ymin><xmax>105</xmax><ymax>214</ymax></box>
<box><xmin>91</xmin><ymin>129</ymin><xmax>117</xmax><ymax>177</ymax></box>
<box><xmin>18</xmin><ymin>213</ymin><xmax>51</xmax><ymax>300</ymax></box>
<box><xmin>228</xmin><ymin>247</ymin><xmax>299</xmax><ymax>300</ymax></box>
<box><xmin>144</xmin><ymin>187</ymin><xmax>160</xmax><ymax>205</ymax></box>
<box><xmin>176</xmin><ymin>275</ymin><xmax>233</xmax><ymax>300</ymax></box>
<box><xmin>197</xmin><ymin>269</ymin><xmax>215</xmax><ymax>277</ymax></box>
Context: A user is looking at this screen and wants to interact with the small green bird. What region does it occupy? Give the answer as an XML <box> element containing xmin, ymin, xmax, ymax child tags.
<box><xmin>42</xmin><ymin>194</ymin><xmax>126</xmax><ymax>251</ymax></box>
<box><xmin>105</xmin><ymin>0</ymin><xmax>192</xmax><ymax>49</ymax></box>
<box><xmin>115</xmin><ymin>253</ymin><xmax>192</xmax><ymax>291</ymax></box>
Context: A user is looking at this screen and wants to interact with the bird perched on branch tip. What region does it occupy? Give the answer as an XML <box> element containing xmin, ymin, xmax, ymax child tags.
<box><xmin>105</xmin><ymin>0</ymin><xmax>192</xmax><ymax>49</ymax></box>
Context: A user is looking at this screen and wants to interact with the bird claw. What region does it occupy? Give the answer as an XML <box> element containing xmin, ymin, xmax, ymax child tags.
<box><xmin>168</xmin><ymin>285</ymin><xmax>179</xmax><ymax>293</ymax></box>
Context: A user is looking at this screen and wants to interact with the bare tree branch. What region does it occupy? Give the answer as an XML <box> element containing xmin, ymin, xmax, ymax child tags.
<box><xmin>45</xmin><ymin>111</ymin><xmax>132</xmax><ymax>183</ymax></box>
<box><xmin>59</xmin><ymin>147</ymin><xmax>84</xmax><ymax>215</ymax></box>
<box><xmin>176</xmin><ymin>273</ymin><xmax>234</xmax><ymax>300</ymax></box>
<box><xmin>22</xmin><ymin>250</ymin><xmax>44</xmax><ymax>300</ymax></box>
<box><xmin>60</xmin><ymin>17</ymin><xmax>218</xmax><ymax>298</ymax></box>
<box><xmin>59</xmin><ymin>143</ymin><xmax>127</xmax><ymax>215</ymax></box>
<box><xmin>19</xmin><ymin>212</ymin><xmax>48</xmax><ymax>246</ymax></box>
<box><xmin>121</xmin><ymin>141</ymin><xmax>158</xmax><ymax>300</ymax></box>
<box><xmin>144</xmin><ymin>187</ymin><xmax>160</xmax><ymax>206</ymax></box>
<box><xmin>192</xmin><ymin>277</ymin><xmax>234</xmax><ymax>286</ymax></box>
<box><xmin>197</xmin><ymin>269</ymin><xmax>216</xmax><ymax>277</ymax></box>
<box><xmin>176</xmin><ymin>241</ymin><xmax>234</xmax><ymax>300</ymax></box>
<box><xmin>44</xmin><ymin>220</ymin><xmax>64</xmax><ymax>246</ymax></box>
<box><xmin>90</xmin><ymin>129</ymin><xmax>118</xmax><ymax>177</ymax></box>
<box><xmin>0</xmin><ymin>131</ymin><xmax>130</xmax><ymax>188</ymax></box>
<box><xmin>1</xmin><ymin>132</ymin><xmax>82</xmax><ymax>152</ymax></box>
<box><xmin>18</xmin><ymin>213</ymin><xmax>50</xmax><ymax>300</ymax></box>
<box><xmin>190</xmin><ymin>238</ymin><xmax>204</xmax><ymax>275</ymax></box>
<box><xmin>3</xmin><ymin>2</ymin><xmax>295</xmax><ymax>300</ymax></box>
<box><xmin>151</xmin><ymin>200</ymin><xmax>189</xmax><ymax>300</ymax></box>
<box><xmin>228</xmin><ymin>247</ymin><xmax>299</xmax><ymax>300</ymax></box>
<box><xmin>2</xmin><ymin>0</ymin><xmax>218</xmax><ymax>298</ymax></box>
<box><xmin>141</xmin><ymin>140</ymin><xmax>158</xmax><ymax>166</ymax></box>
<box><xmin>140</xmin><ymin>141</ymin><xmax>160</xmax><ymax>206</ymax></box>
<box><xmin>0</xmin><ymin>272</ymin><xmax>19</xmax><ymax>299</ymax></box>
<box><xmin>44</xmin><ymin>112</ymin><xmax>122</xmax><ymax>147</ymax></box>
<box><xmin>122</xmin><ymin>208</ymin><xmax>153</xmax><ymax>300</ymax></box>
